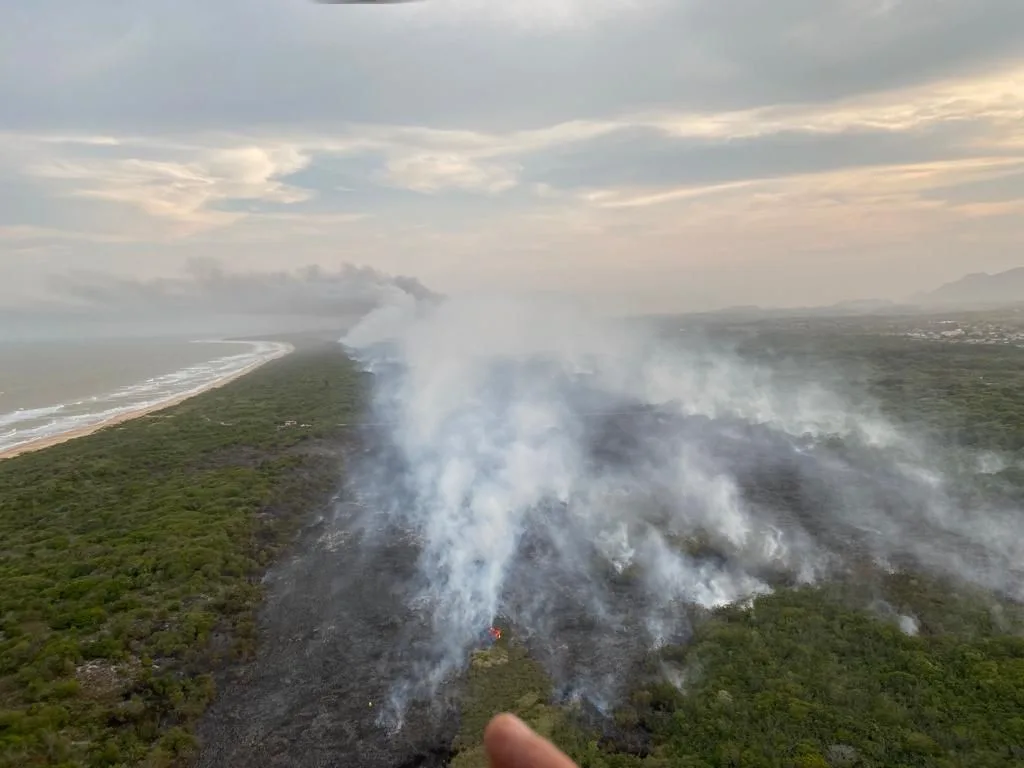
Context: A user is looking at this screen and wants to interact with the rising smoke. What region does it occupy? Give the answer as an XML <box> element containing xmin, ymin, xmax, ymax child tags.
<box><xmin>47</xmin><ymin>258</ymin><xmax>438</xmax><ymax>318</ymax></box>
<box><xmin>27</xmin><ymin>259</ymin><xmax>440</xmax><ymax>339</ymax></box>
<box><xmin>340</xmin><ymin>294</ymin><xmax>1024</xmax><ymax>723</ymax></box>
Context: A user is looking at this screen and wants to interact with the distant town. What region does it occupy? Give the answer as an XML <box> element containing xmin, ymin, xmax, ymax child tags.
<box><xmin>895</xmin><ymin>319</ymin><xmax>1024</xmax><ymax>345</ymax></box>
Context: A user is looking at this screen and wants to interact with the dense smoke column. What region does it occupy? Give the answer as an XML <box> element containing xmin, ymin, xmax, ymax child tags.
<box><xmin>342</xmin><ymin>295</ymin><xmax>1024</xmax><ymax>722</ymax></box>
<box><xmin>47</xmin><ymin>260</ymin><xmax>439</xmax><ymax>318</ymax></box>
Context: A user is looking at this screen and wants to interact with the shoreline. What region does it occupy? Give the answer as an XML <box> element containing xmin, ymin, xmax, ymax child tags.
<box><xmin>0</xmin><ymin>342</ymin><xmax>295</xmax><ymax>461</ymax></box>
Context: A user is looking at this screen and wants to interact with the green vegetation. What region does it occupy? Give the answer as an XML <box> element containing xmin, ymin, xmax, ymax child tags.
<box><xmin>0</xmin><ymin>344</ymin><xmax>363</xmax><ymax>767</ymax></box>
<box><xmin>6</xmin><ymin>325</ymin><xmax>1024</xmax><ymax>767</ymax></box>
<box><xmin>607</xmin><ymin>579</ymin><xmax>1024</xmax><ymax>768</ymax></box>
<box><xmin>454</xmin><ymin>582</ymin><xmax>1024</xmax><ymax>768</ymax></box>
<box><xmin>452</xmin><ymin>331</ymin><xmax>1024</xmax><ymax>768</ymax></box>
<box><xmin>451</xmin><ymin>633</ymin><xmax>560</xmax><ymax>768</ymax></box>
<box><xmin>862</xmin><ymin>339</ymin><xmax>1024</xmax><ymax>454</ymax></box>
<box><xmin>638</xmin><ymin>588</ymin><xmax>1023</xmax><ymax>768</ymax></box>
<box><xmin>736</xmin><ymin>323</ymin><xmax>1024</xmax><ymax>455</ymax></box>
<box><xmin>810</xmin><ymin>335</ymin><xmax>1024</xmax><ymax>453</ymax></box>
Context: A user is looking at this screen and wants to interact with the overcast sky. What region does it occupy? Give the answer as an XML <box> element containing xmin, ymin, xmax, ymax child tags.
<box><xmin>2</xmin><ymin>0</ymin><xmax>1024</xmax><ymax>313</ymax></box>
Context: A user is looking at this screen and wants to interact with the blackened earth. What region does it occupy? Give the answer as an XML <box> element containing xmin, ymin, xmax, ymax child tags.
<box><xmin>195</xmin><ymin>482</ymin><xmax>459</xmax><ymax>768</ymax></box>
<box><xmin>196</xmin><ymin>392</ymin><xmax>1011</xmax><ymax>766</ymax></box>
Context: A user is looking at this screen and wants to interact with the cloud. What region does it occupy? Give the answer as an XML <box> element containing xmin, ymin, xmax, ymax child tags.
<box><xmin>7</xmin><ymin>59</ymin><xmax>1023</xmax><ymax>220</ymax></box>
<box><xmin>23</xmin><ymin>143</ymin><xmax>313</xmax><ymax>236</ymax></box>
<box><xmin>0</xmin><ymin>225</ymin><xmax>134</xmax><ymax>244</ymax></box>
<box><xmin>3</xmin><ymin>0</ymin><xmax>1024</xmax><ymax>134</ymax></box>
<box><xmin>521</xmin><ymin>124</ymin><xmax>973</xmax><ymax>191</ymax></box>
<box><xmin>2</xmin><ymin>0</ymin><xmax>1024</xmax><ymax>311</ymax></box>
<box><xmin>375</xmin><ymin>151</ymin><xmax>520</xmax><ymax>194</ymax></box>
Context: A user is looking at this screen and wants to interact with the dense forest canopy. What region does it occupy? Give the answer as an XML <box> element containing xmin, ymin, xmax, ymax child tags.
<box><xmin>2</xmin><ymin>318</ymin><xmax>1024</xmax><ymax>768</ymax></box>
<box><xmin>0</xmin><ymin>344</ymin><xmax>364</xmax><ymax>767</ymax></box>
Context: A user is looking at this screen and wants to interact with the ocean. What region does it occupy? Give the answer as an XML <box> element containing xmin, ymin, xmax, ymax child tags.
<box><xmin>0</xmin><ymin>338</ymin><xmax>291</xmax><ymax>455</ymax></box>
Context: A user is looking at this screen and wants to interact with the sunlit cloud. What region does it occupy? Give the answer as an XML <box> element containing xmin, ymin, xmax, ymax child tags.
<box><xmin>8</xmin><ymin>65</ymin><xmax>1024</xmax><ymax>237</ymax></box>
<box><xmin>2</xmin><ymin>0</ymin><xmax>1024</xmax><ymax>309</ymax></box>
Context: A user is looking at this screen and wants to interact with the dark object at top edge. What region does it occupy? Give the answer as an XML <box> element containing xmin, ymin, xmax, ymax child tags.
<box><xmin>315</xmin><ymin>0</ymin><xmax>423</xmax><ymax>4</ymax></box>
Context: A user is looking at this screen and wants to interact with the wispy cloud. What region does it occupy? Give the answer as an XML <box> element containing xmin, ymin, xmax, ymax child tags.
<box><xmin>2</xmin><ymin>0</ymin><xmax>1024</xmax><ymax>309</ymax></box>
<box><xmin>23</xmin><ymin>145</ymin><xmax>312</xmax><ymax>235</ymax></box>
<box><xmin>7</xmin><ymin>64</ymin><xmax>1024</xmax><ymax>230</ymax></box>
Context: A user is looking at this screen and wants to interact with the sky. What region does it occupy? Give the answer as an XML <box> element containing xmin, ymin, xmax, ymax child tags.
<box><xmin>2</xmin><ymin>0</ymin><xmax>1024</xmax><ymax>314</ymax></box>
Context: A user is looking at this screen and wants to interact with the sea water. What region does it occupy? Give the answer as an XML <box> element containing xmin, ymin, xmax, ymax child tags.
<box><xmin>0</xmin><ymin>337</ymin><xmax>291</xmax><ymax>455</ymax></box>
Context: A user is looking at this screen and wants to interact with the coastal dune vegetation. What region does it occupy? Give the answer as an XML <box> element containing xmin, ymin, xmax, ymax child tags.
<box><xmin>448</xmin><ymin>326</ymin><xmax>1024</xmax><ymax>768</ymax></box>
<box><xmin>0</xmin><ymin>343</ymin><xmax>363</xmax><ymax>767</ymax></box>
<box><xmin>2</xmin><ymin>325</ymin><xmax>1024</xmax><ymax>767</ymax></box>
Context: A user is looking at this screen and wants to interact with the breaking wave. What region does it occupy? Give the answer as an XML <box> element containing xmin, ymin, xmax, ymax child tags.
<box><xmin>0</xmin><ymin>340</ymin><xmax>291</xmax><ymax>455</ymax></box>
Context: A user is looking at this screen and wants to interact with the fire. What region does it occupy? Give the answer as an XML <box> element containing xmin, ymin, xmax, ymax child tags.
<box><xmin>488</xmin><ymin>627</ymin><xmax>502</xmax><ymax>641</ymax></box>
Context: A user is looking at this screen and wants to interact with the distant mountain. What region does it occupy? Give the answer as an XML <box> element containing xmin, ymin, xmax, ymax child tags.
<box><xmin>917</xmin><ymin>268</ymin><xmax>1024</xmax><ymax>308</ymax></box>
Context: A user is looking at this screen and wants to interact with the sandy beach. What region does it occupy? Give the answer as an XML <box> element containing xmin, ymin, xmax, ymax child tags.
<box><xmin>0</xmin><ymin>342</ymin><xmax>294</xmax><ymax>461</ymax></box>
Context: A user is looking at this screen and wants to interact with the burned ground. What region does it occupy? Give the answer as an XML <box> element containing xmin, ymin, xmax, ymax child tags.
<box><xmin>199</xmin><ymin>398</ymin><xmax>1022</xmax><ymax>765</ymax></box>
<box><xmin>195</xmin><ymin>480</ymin><xmax>459</xmax><ymax>768</ymax></box>
<box><xmin>196</xmin><ymin>334</ymin><xmax>1024</xmax><ymax>767</ymax></box>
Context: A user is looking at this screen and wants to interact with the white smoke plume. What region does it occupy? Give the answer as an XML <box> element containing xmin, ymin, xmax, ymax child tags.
<box><xmin>341</xmin><ymin>295</ymin><xmax>1024</xmax><ymax>721</ymax></box>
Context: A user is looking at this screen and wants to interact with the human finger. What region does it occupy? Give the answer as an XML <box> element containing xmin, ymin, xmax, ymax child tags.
<box><xmin>483</xmin><ymin>713</ymin><xmax>579</xmax><ymax>768</ymax></box>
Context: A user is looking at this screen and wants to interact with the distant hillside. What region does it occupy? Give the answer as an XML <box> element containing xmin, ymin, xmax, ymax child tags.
<box><xmin>676</xmin><ymin>297</ymin><xmax>911</xmax><ymax>321</ymax></box>
<box><xmin>918</xmin><ymin>268</ymin><xmax>1024</xmax><ymax>308</ymax></box>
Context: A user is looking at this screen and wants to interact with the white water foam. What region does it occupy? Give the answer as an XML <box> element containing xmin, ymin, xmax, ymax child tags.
<box><xmin>0</xmin><ymin>340</ymin><xmax>292</xmax><ymax>455</ymax></box>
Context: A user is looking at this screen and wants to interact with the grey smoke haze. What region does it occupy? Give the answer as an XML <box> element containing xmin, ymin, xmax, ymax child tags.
<box><xmin>47</xmin><ymin>259</ymin><xmax>438</xmax><ymax>317</ymax></box>
<box><xmin>341</xmin><ymin>295</ymin><xmax>1024</xmax><ymax>722</ymax></box>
